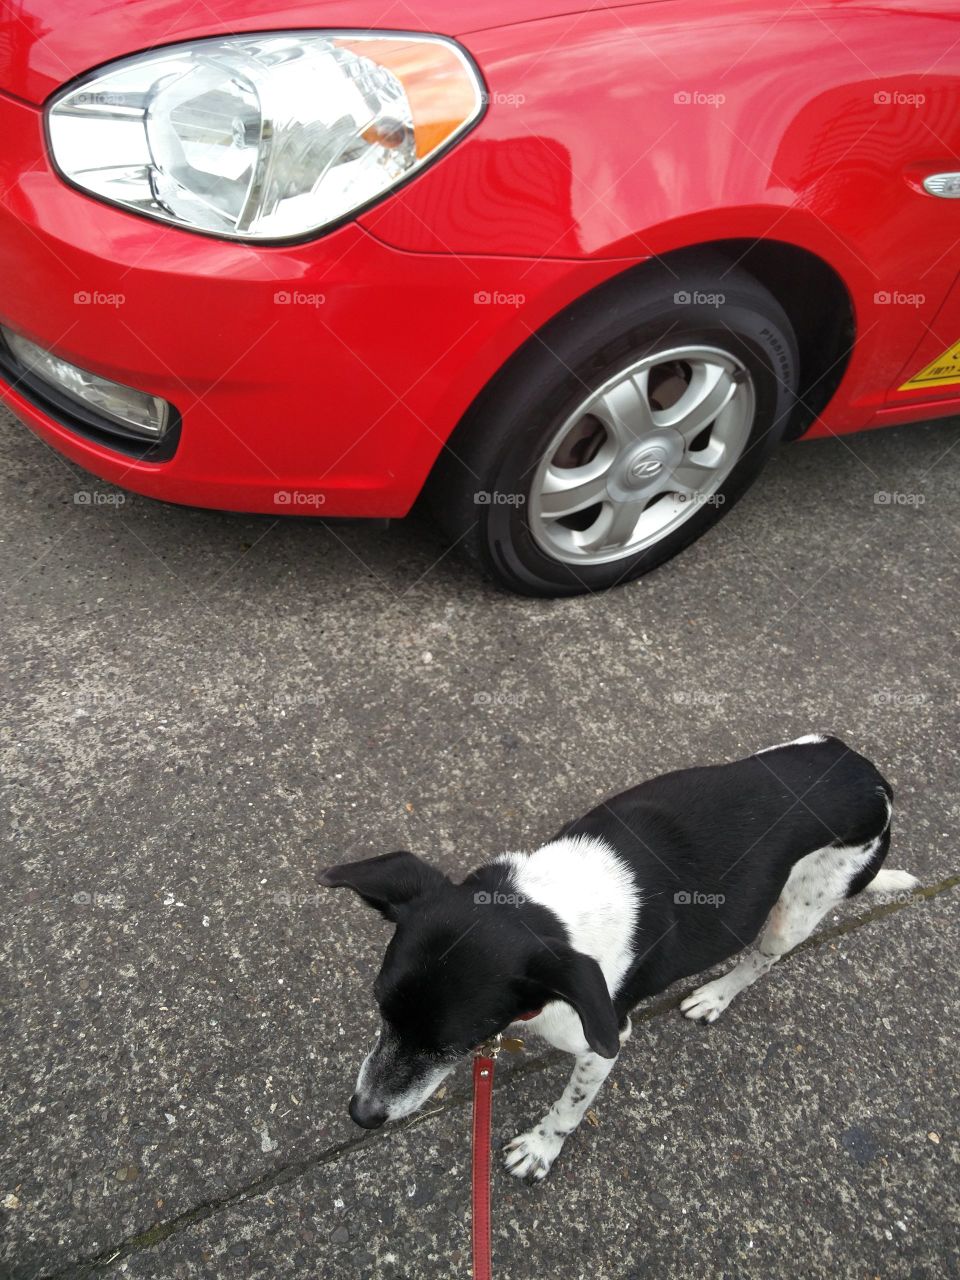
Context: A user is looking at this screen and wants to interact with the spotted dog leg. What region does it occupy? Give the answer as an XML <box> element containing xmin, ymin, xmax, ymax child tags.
<box><xmin>503</xmin><ymin>1018</ymin><xmax>631</xmax><ymax>1181</ymax></box>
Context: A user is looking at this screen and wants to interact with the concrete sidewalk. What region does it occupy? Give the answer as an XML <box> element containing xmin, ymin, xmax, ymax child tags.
<box><xmin>2</xmin><ymin>407</ymin><xmax>958</xmax><ymax>1279</ymax></box>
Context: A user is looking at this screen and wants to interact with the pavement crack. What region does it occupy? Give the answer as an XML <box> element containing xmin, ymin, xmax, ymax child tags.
<box><xmin>39</xmin><ymin>1125</ymin><xmax>411</xmax><ymax>1280</ymax></box>
<box><xmin>42</xmin><ymin>871</ymin><xmax>958</xmax><ymax>1278</ymax></box>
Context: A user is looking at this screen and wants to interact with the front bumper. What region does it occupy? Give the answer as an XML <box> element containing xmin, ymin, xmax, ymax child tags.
<box><xmin>0</xmin><ymin>89</ymin><xmax>633</xmax><ymax>518</ymax></box>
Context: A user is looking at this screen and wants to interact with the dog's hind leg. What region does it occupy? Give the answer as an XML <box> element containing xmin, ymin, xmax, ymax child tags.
<box><xmin>503</xmin><ymin>1019</ymin><xmax>631</xmax><ymax>1181</ymax></box>
<box><xmin>680</xmin><ymin>833</ymin><xmax>892</xmax><ymax>1024</ymax></box>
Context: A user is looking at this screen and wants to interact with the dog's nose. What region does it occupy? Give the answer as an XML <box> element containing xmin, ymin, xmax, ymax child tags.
<box><xmin>349</xmin><ymin>1093</ymin><xmax>387</xmax><ymax>1129</ymax></box>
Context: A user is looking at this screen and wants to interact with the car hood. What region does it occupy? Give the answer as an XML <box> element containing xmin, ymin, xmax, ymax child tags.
<box><xmin>0</xmin><ymin>0</ymin><xmax>619</xmax><ymax>104</ymax></box>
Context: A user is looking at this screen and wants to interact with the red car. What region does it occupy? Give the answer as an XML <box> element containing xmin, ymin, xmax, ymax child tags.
<box><xmin>1</xmin><ymin>2</ymin><xmax>958</xmax><ymax>595</ymax></box>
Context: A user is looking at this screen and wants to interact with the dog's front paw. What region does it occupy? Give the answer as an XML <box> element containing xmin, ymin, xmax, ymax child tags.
<box><xmin>680</xmin><ymin>977</ymin><xmax>732</xmax><ymax>1023</ymax></box>
<box><xmin>502</xmin><ymin>1126</ymin><xmax>563</xmax><ymax>1181</ymax></box>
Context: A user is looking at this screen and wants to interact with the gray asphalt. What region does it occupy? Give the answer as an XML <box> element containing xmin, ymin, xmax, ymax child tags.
<box><xmin>1</xmin><ymin>405</ymin><xmax>958</xmax><ymax>1280</ymax></box>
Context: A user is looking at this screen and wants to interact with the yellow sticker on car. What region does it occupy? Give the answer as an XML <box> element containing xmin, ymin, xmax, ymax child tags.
<box><xmin>899</xmin><ymin>339</ymin><xmax>960</xmax><ymax>390</ymax></box>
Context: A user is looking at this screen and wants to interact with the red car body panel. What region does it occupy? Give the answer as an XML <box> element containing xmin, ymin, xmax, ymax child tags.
<box><xmin>0</xmin><ymin>0</ymin><xmax>958</xmax><ymax>516</ymax></box>
<box><xmin>368</xmin><ymin>3</ymin><xmax>960</xmax><ymax>435</ymax></box>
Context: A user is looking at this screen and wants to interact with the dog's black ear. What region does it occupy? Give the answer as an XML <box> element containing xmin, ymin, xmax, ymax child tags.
<box><xmin>524</xmin><ymin>944</ymin><xmax>620</xmax><ymax>1058</ymax></box>
<box><xmin>319</xmin><ymin>851</ymin><xmax>448</xmax><ymax>921</ymax></box>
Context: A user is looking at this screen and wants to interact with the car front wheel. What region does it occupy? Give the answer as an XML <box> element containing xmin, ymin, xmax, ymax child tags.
<box><xmin>429</xmin><ymin>256</ymin><xmax>799</xmax><ymax>596</ymax></box>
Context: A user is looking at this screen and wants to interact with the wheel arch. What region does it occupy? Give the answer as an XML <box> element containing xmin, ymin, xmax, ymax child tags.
<box><xmin>708</xmin><ymin>239</ymin><xmax>855</xmax><ymax>439</ymax></box>
<box><xmin>426</xmin><ymin>238</ymin><xmax>854</xmax><ymax>501</ymax></box>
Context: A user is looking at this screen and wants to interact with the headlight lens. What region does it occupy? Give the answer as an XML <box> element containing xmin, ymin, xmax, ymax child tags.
<box><xmin>47</xmin><ymin>33</ymin><xmax>484</xmax><ymax>240</ymax></box>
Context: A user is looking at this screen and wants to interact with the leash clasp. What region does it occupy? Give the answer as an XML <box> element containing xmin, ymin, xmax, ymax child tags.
<box><xmin>474</xmin><ymin>1032</ymin><xmax>503</xmax><ymax>1061</ymax></box>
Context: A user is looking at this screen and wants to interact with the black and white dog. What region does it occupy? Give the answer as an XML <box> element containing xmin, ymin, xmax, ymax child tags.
<box><xmin>321</xmin><ymin>735</ymin><xmax>917</xmax><ymax>1180</ymax></box>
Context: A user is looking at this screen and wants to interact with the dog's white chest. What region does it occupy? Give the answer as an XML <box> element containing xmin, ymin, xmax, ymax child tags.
<box><xmin>500</xmin><ymin>835</ymin><xmax>639</xmax><ymax>1051</ymax></box>
<box><xmin>518</xmin><ymin>1002</ymin><xmax>594</xmax><ymax>1055</ymax></box>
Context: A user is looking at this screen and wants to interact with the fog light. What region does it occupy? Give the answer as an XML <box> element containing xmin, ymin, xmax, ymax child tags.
<box><xmin>2</xmin><ymin>328</ymin><xmax>169</xmax><ymax>440</ymax></box>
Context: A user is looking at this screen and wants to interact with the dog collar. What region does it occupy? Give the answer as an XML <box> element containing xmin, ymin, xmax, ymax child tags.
<box><xmin>472</xmin><ymin>1009</ymin><xmax>541</xmax><ymax>1059</ymax></box>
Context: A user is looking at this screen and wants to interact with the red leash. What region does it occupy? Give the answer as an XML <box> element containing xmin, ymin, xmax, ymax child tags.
<box><xmin>471</xmin><ymin>1013</ymin><xmax>539</xmax><ymax>1280</ymax></box>
<box><xmin>471</xmin><ymin>1045</ymin><xmax>498</xmax><ymax>1280</ymax></box>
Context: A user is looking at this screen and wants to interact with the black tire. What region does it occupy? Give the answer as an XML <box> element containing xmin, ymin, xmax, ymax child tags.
<box><xmin>427</xmin><ymin>254</ymin><xmax>798</xmax><ymax>597</ymax></box>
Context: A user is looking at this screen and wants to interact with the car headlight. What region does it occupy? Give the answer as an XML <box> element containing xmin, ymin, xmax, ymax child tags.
<box><xmin>47</xmin><ymin>32</ymin><xmax>484</xmax><ymax>241</ymax></box>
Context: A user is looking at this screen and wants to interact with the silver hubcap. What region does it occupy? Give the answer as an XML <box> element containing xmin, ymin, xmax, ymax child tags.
<box><xmin>529</xmin><ymin>345</ymin><xmax>755</xmax><ymax>566</ymax></box>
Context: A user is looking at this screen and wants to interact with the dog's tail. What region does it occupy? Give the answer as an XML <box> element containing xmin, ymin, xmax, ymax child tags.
<box><xmin>864</xmin><ymin>868</ymin><xmax>919</xmax><ymax>894</ymax></box>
